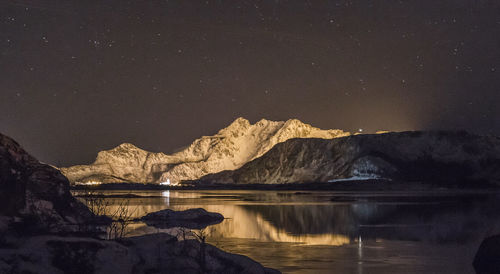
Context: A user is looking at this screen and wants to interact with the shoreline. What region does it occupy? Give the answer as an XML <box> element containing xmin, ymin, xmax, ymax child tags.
<box><xmin>71</xmin><ymin>180</ymin><xmax>500</xmax><ymax>192</ymax></box>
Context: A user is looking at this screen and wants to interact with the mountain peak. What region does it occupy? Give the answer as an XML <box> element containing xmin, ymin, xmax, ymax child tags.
<box><xmin>94</xmin><ymin>142</ymin><xmax>148</xmax><ymax>165</ymax></box>
<box><xmin>283</xmin><ymin>118</ymin><xmax>306</xmax><ymax>127</ymax></box>
<box><xmin>226</xmin><ymin>117</ymin><xmax>309</xmax><ymax>131</ymax></box>
<box><xmin>115</xmin><ymin>143</ymin><xmax>141</xmax><ymax>150</ymax></box>
<box><xmin>230</xmin><ymin>117</ymin><xmax>251</xmax><ymax>126</ymax></box>
<box><xmin>218</xmin><ymin>117</ymin><xmax>251</xmax><ymax>134</ymax></box>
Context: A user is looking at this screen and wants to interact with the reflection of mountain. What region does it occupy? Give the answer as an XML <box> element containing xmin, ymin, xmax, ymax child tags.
<box><xmin>124</xmin><ymin>202</ymin><xmax>350</xmax><ymax>246</ymax></box>
<box><xmin>358</xmin><ymin>195</ymin><xmax>500</xmax><ymax>243</ymax></box>
<box><xmin>242</xmin><ymin>194</ymin><xmax>500</xmax><ymax>244</ymax></box>
<box><xmin>201</xmin><ymin>205</ymin><xmax>350</xmax><ymax>245</ymax></box>
<box><xmin>90</xmin><ymin>191</ymin><xmax>500</xmax><ymax>246</ymax></box>
<box><xmin>241</xmin><ymin>204</ymin><xmax>360</xmax><ymax>235</ymax></box>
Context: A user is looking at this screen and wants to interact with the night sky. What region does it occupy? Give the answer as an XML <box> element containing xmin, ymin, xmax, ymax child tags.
<box><xmin>1</xmin><ymin>0</ymin><xmax>499</xmax><ymax>166</ymax></box>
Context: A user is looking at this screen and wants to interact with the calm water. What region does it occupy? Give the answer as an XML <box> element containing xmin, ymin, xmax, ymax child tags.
<box><xmin>73</xmin><ymin>189</ymin><xmax>500</xmax><ymax>274</ymax></box>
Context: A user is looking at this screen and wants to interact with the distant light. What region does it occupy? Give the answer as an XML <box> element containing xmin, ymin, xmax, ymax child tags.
<box><xmin>160</xmin><ymin>179</ymin><xmax>171</xmax><ymax>186</ymax></box>
<box><xmin>75</xmin><ymin>180</ymin><xmax>101</xmax><ymax>185</ymax></box>
<box><xmin>162</xmin><ymin>190</ymin><xmax>170</xmax><ymax>205</ymax></box>
<box><xmin>358</xmin><ymin>128</ymin><xmax>363</xmax><ymax>132</ymax></box>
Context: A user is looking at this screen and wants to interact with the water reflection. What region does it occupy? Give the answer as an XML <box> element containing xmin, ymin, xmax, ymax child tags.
<box><xmin>75</xmin><ymin>190</ymin><xmax>500</xmax><ymax>244</ymax></box>
<box><xmin>358</xmin><ymin>235</ymin><xmax>363</xmax><ymax>274</ymax></box>
<box><xmin>73</xmin><ymin>190</ymin><xmax>500</xmax><ymax>274</ymax></box>
<box><xmin>161</xmin><ymin>190</ymin><xmax>169</xmax><ymax>205</ymax></box>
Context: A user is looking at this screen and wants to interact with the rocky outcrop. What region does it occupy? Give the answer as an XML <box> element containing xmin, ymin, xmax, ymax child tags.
<box><xmin>194</xmin><ymin>131</ymin><xmax>500</xmax><ymax>186</ymax></box>
<box><xmin>140</xmin><ymin>208</ymin><xmax>224</xmax><ymax>229</ymax></box>
<box><xmin>473</xmin><ymin>235</ymin><xmax>500</xmax><ymax>274</ymax></box>
<box><xmin>124</xmin><ymin>233</ymin><xmax>279</xmax><ymax>274</ymax></box>
<box><xmin>0</xmin><ymin>233</ymin><xmax>280</xmax><ymax>274</ymax></box>
<box><xmin>0</xmin><ymin>133</ymin><xmax>94</xmax><ymax>232</ymax></box>
<box><xmin>60</xmin><ymin>118</ymin><xmax>349</xmax><ymax>185</ymax></box>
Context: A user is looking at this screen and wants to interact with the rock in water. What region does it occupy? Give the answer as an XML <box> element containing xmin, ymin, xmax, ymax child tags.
<box><xmin>140</xmin><ymin>208</ymin><xmax>224</xmax><ymax>229</ymax></box>
<box><xmin>474</xmin><ymin>235</ymin><xmax>500</xmax><ymax>274</ymax></box>
<box><xmin>0</xmin><ymin>133</ymin><xmax>94</xmax><ymax>232</ymax></box>
<box><xmin>195</xmin><ymin>131</ymin><xmax>500</xmax><ymax>186</ymax></box>
<box><xmin>60</xmin><ymin>117</ymin><xmax>349</xmax><ymax>185</ymax></box>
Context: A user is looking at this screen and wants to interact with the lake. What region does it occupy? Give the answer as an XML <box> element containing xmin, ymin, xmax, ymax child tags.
<box><xmin>73</xmin><ymin>189</ymin><xmax>500</xmax><ymax>274</ymax></box>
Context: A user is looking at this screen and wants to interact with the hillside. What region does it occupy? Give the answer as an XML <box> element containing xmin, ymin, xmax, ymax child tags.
<box><xmin>193</xmin><ymin>131</ymin><xmax>500</xmax><ymax>186</ymax></box>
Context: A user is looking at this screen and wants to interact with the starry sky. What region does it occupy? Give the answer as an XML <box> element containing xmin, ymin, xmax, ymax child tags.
<box><xmin>1</xmin><ymin>0</ymin><xmax>499</xmax><ymax>166</ymax></box>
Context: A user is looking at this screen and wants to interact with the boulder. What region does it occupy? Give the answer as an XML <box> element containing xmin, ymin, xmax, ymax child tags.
<box><xmin>124</xmin><ymin>233</ymin><xmax>280</xmax><ymax>274</ymax></box>
<box><xmin>140</xmin><ymin>208</ymin><xmax>224</xmax><ymax>229</ymax></box>
<box><xmin>0</xmin><ymin>235</ymin><xmax>139</xmax><ymax>274</ymax></box>
<box><xmin>0</xmin><ymin>133</ymin><xmax>94</xmax><ymax>233</ymax></box>
<box><xmin>473</xmin><ymin>235</ymin><xmax>500</xmax><ymax>274</ymax></box>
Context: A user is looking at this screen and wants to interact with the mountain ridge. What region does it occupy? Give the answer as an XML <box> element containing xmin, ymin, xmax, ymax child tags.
<box><xmin>192</xmin><ymin>130</ymin><xmax>500</xmax><ymax>186</ymax></box>
<box><xmin>60</xmin><ymin>117</ymin><xmax>350</xmax><ymax>185</ymax></box>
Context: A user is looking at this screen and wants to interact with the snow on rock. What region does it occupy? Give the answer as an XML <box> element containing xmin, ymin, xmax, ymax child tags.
<box><xmin>0</xmin><ymin>233</ymin><xmax>280</xmax><ymax>274</ymax></box>
<box><xmin>196</xmin><ymin>131</ymin><xmax>500</xmax><ymax>186</ymax></box>
<box><xmin>60</xmin><ymin>118</ymin><xmax>349</xmax><ymax>185</ymax></box>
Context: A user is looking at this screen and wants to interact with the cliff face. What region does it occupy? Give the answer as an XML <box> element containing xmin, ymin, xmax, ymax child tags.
<box><xmin>194</xmin><ymin>131</ymin><xmax>500</xmax><ymax>186</ymax></box>
<box><xmin>60</xmin><ymin>118</ymin><xmax>349</xmax><ymax>185</ymax></box>
<box><xmin>0</xmin><ymin>133</ymin><xmax>94</xmax><ymax>231</ymax></box>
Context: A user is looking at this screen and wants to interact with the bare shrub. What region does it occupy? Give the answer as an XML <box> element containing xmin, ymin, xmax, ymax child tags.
<box><xmin>106</xmin><ymin>198</ymin><xmax>137</xmax><ymax>240</ymax></box>
<box><xmin>78</xmin><ymin>191</ymin><xmax>137</xmax><ymax>240</ymax></box>
<box><xmin>192</xmin><ymin>228</ymin><xmax>207</xmax><ymax>271</ymax></box>
<box><xmin>79</xmin><ymin>190</ymin><xmax>110</xmax><ymax>216</ymax></box>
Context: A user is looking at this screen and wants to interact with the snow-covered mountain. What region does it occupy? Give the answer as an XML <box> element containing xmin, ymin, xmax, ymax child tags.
<box><xmin>60</xmin><ymin>118</ymin><xmax>350</xmax><ymax>185</ymax></box>
<box><xmin>194</xmin><ymin>131</ymin><xmax>500</xmax><ymax>186</ymax></box>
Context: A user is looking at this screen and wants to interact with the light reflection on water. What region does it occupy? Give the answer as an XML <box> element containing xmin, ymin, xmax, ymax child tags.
<box><xmin>73</xmin><ymin>190</ymin><xmax>500</xmax><ymax>274</ymax></box>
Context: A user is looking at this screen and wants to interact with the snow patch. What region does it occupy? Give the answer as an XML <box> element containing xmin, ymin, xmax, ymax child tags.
<box><xmin>328</xmin><ymin>156</ymin><xmax>392</xmax><ymax>182</ymax></box>
<box><xmin>352</xmin><ymin>157</ymin><xmax>381</xmax><ymax>178</ymax></box>
<box><xmin>328</xmin><ymin>175</ymin><xmax>381</xmax><ymax>182</ymax></box>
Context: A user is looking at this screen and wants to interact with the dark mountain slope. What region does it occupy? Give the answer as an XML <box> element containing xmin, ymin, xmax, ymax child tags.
<box><xmin>194</xmin><ymin>131</ymin><xmax>500</xmax><ymax>187</ymax></box>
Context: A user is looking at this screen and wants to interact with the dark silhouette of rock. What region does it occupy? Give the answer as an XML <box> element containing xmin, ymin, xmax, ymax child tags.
<box><xmin>195</xmin><ymin>131</ymin><xmax>500</xmax><ymax>187</ymax></box>
<box><xmin>0</xmin><ymin>233</ymin><xmax>280</xmax><ymax>274</ymax></box>
<box><xmin>473</xmin><ymin>235</ymin><xmax>500</xmax><ymax>274</ymax></box>
<box><xmin>0</xmin><ymin>133</ymin><xmax>94</xmax><ymax>233</ymax></box>
<box><xmin>140</xmin><ymin>208</ymin><xmax>224</xmax><ymax>229</ymax></box>
<box><xmin>125</xmin><ymin>233</ymin><xmax>280</xmax><ymax>274</ymax></box>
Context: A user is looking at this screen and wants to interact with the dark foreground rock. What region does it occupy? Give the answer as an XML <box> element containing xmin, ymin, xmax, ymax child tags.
<box><xmin>473</xmin><ymin>235</ymin><xmax>500</xmax><ymax>274</ymax></box>
<box><xmin>140</xmin><ymin>208</ymin><xmax>224</xmax><ymax>229</ymax></box>
<box><xmin>0</xmin><ymin>233</ymin><xmax>279</xmax><ymax>274</ymax></box>
<box><xmin>193</xmin><ymin>131</ymin><xmax>500</xmax><ymax>187</ymax></box>
<box><xmin>0</xmin><ymin>133</ymin><xmax>95</xmax><ymax>233</ymax></box>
